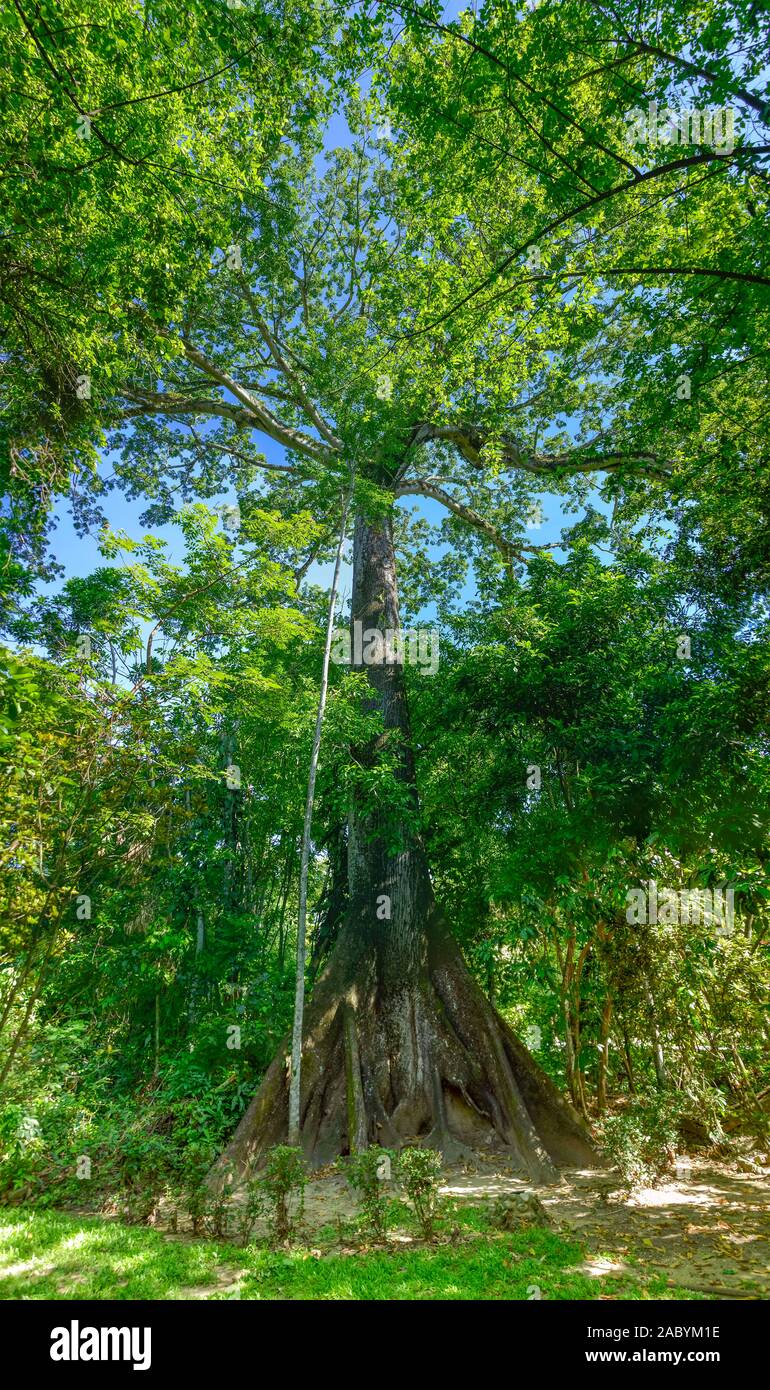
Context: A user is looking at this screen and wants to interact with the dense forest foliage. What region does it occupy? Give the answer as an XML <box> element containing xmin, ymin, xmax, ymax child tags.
<box><xmin>0</xmin><ymin>0</ymin><xmax>769</xmax><ymax>1303</ymax></box>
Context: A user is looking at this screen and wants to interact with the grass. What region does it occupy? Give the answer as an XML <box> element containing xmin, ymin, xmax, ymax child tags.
<box><xmin>0</xmin><ymin>1203</ymin><xmax>706</xmax><ymax>1301</ymax></box>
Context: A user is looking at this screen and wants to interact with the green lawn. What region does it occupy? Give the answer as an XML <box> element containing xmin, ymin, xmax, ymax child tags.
<box><xmin>0</xmin><ymin>1206</ymin><xmax>704</xmax><ymax>1301</ymax></box>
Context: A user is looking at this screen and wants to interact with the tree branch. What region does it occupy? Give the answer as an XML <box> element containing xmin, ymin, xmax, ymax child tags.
<box><xmin>121</xmin><ymin>391</ymin><xmax>261</xmax><ymax>430</ymax></box>
<box><xmin>420</xmin><ymin>424</ymin><xmax>673</xmax><ymax>480</ymax></box>
<box><xmin>395</xmin><ymin>478</ymin><xmax>551</xmax><ymax>561</ymax></box>
<box><xmin>395</xmin><ymin>144</ymin><xmax>770</xmax><ymax>341</ymax></box>
<box><xmin>176</xmin><ymin>334</ymin><xmax>329</xmax><ymax>460</ymax></box>
<box><xmin>122</xmin><ymin>311</ymin><xmax>330</xmax><ymax>461</ymax></box>
<box><xmin>234</xmin><ymin>276</ymin><xmax>343</xmax><ymax>450</ymax></box>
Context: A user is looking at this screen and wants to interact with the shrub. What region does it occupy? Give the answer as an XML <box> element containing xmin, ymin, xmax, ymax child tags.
<box><xmin>206</xmin><ymin>1162</ymin><xmax>235</xmax><ymax>1239</ymax></box>
<box><xmin>343</xmin><ymin>1146</ymin><xmax>396</xmax><ymax>1241</ymax></box>
<box><xmin>236</xmin><ymin>1173</ymin><xmax>266</xmax><ymax>1246</ymax></box>
<box><xmin>600</xmin><ymin>1094</ymin><xmax>683</xmax><ymax>1188</ymax></box>
<box><xmin>178</xmin><ymin>1145</ymin><xmax>214</xmax><ymax>1234</ymax></box>
<box><xmin>163</xmin><ymin>1181</ymin><xmax>180</xmax><ymax>1232</ymax></box>
<box><xmin>397</xmin><ymin>1147</ymin><xmax>443</xmax><ymax>1240</ymax></box>
<box><xmin>260</xmin><ymin>1145</ymin><xmax>306</xmax><ymax>1243</ymax></box>
<box><xmin>0</xmin><ymin>1113</ymin><xmax>48</xmax><ymax>1205</ymax></box>
<box><xmin>121</xmin><ymin>1183</ymin><xmax>162</xmax><ymax>1226</ymax></box>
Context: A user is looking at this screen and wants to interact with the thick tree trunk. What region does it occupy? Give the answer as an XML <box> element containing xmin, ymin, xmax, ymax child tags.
<box><xmin>213</xmin><ymin>508</ymin><xmax>598</xmax><ymax>1184</ymax></box>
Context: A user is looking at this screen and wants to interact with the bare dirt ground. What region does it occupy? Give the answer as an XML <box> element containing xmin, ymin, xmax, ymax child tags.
<box><xmin>279</xmin><ymin>1156</ymin><xmax>770</xmax><ymax>1298</ymax></box>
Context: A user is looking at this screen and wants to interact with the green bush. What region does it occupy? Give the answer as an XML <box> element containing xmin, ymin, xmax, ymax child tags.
<box><xmin>206</xmin><ymin>1161</ymin><xmax>235</xmax><ymax>1239</ymax></box>
<box><xmin>0</xmin><ymin>1013</ymin><xmax>278</xmax><ymax>1210</ymax></box>
<box><xmin>343</xmin><ymin>1146</ymin><xmax>396</xmax><ymax>1241</ymax></box>
<box><xmin>236</xmin><ymin>1173</ymin><xmax>267</xmax><ymax>1246</ymax></box>
<box><xmin>260</xmin><ymin>1145</ymin><xmax>306</xmax><ymax>1243</ymax></box>
<box><xmin>600</xmin><ymin>1095</ymin><xmax>683</xmax><ymax>1188</ymax></box>
<box><xmin>397</xmin><ymin>1147</ymin><xmax>443</xmax><ymax>1240</ymax></box>
<box><xmin>178</xmin><ymin>1144</ymin><xmax>215</xmax><ymax>1235</ymax></box>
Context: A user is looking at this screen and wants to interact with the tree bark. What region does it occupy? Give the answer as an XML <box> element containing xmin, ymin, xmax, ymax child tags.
<box><xmin>213</xmin><ymin>507</ymin><xmax>598</xmax><ymax>1183</ymax></box>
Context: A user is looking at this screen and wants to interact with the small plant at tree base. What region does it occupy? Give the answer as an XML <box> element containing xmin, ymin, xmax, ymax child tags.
<box><xmin>397</xmin><ymin>1147</ymin><xmax>443</xmax><ymax>1240</ymax></box>
<box><xmin>121</xmin><ymin>1180</ymin><xmax>161</xmax><ymax>1226</ymax></box>
<box><xmin>343</xmin><ymin>1146</ymin><xmax>396</xmax><ymax>1241</ymax></box>
<box><xmin>236</xmin><ymin>1173</ymin><xmax>266</xmax><ymax>1247</ymax></box>
<box><xmin>260</xmin><ymin>1145</ymin><xmax>306</xmax><ymax>1243</ymax></box>
<box><xmin>182</xmin><ymin>1176</ymin><xmax>208</xmax><ymax>1235</ymax></box>
<box><xmin>179</xmin><ymin>1146</ymin><xmax>214</xmax><ymax>1235</ymax></box>
<box><xmin>206</xmin><ymin>1162</ymin><xmax>235</xmax><ymax>1240</ymax></box>
<box><xmin>163</xmin><ymin>1182</ymin><xmax>180</xmax><ymax>1234</ymax></box>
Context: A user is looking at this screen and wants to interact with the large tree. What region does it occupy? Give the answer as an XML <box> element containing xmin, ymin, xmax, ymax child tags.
<box><xmin>7</xmin><ymin>0</ymin><xmax>770</xmax><ymax>1178</ymax></box>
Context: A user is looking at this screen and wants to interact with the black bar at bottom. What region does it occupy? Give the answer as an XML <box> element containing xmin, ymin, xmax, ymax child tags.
<box><xmin>1</xmin><ymin>1295</ymin><xmax>764</xmax><ymax>1378</ymax></box>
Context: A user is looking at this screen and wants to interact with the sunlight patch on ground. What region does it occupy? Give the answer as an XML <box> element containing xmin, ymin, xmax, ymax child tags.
<box><xmin>177</xmin><ymin>1273</ymin><xmax>244</xmax><ymax>1300</ymax></box>
<box><xmin>0</xmin><ymin>1256</ymin><xmax>55</xmax><ymax>1279</ymax></box>
<box><xmin>630</xmin><ymin>1185</ymin><xmax>715</xmax><ymax>1208</ymax></box>
<box><xmin>0</xmin><ymin>1223</ymin><xmax>28</xmax><ymax>1241</ymax></box>
<box><xmin>439</xmin><ymin>1177</ymin><xmax>529</xmax><ymax>1199</ymax></box>
<box><xmin>575</xmin><ymin>1255</ymin><xmax>629</xmax><ymax>1279</ymax></box>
